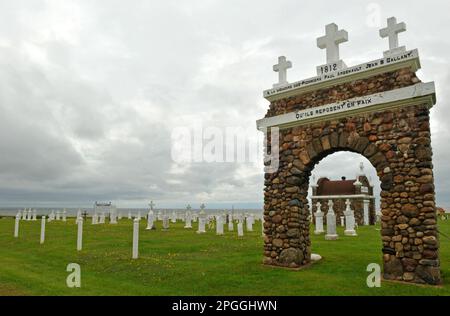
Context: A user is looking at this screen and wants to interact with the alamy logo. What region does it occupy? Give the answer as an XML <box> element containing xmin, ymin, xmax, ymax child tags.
<box><xmin>366</xmin><ymin>263</ymin><xmax>381</xmax><ymax>288</ymax></box>
<box><xmin>66</xmin><ymin>263</ymin><xmax>81</xmax><ymax>288</ymax></box>
<box><xmin>171</xmin><ymin>125</ymin><xmax>279</xmax><ymax>173</ymax></box>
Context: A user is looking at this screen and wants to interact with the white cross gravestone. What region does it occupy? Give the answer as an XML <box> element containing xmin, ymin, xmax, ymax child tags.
<box><xmin>171</xmin><ymin>211</ymin><xmax>177</xmax><ymax>223</ymax></box>
<box><xmin>380</xmin><ymin>17</ymin><xmax>407</xmax><ymax>57</ymax></box>
<box><xmin>216</xmin><ymin>215</ymin><xmax>224</xmax><ymax>235</ymax></box>
<box><xmin>56</xmin><ymin>210</ymin><xmax>61</xmax><ymax>221</ymax></box>
<box><xmin>184</xmin><ymin>205</ymin><xmax>192</xmax><ymax>229</ymax></box>
<box><xmin>272</xmin><ymin>56</ymin><xmax>292</xmax><ymax>88</ymax></box>
<box><xmin>344</xmin><ymin>199</ymin><xmax>357</xmax><ymax>236</ymax></box>
<box><xmin>32</xmin><ymin>209</ymin><xmax>37</xmax><ymax>221</ymax></box>
<box><xmin>316</xmin><ymin>23</ymin><xmax>348</xmax><ymax>75</ymax></box>
<box><xmin>146</xmin><ymin>210</ymin><xmax>155</xmax><ymax>230</ymax></box>
<box><xmin>237</xmin><ymin>221</ymin><xmax>244</xmax><ymax>237</ymax></box>
<box><xmin>132</xmin><ymin>218</ymin><xmax>139</xmax><ymax>259</ymax></box>
<box><xmin>26</xmin><ymin>209</ymin><xmax>31</xmax><ymax>221</ymax></box>
<box><xmin>197</xmin><ymin>204</ymin><xmax>207</xmax><ymax>234</ymax></box>
<box><xmin>62</xmin><ymin>210</ymin><xmax>67</xmax><ymax>222</ymax></box>
<box><xmin>40</xmin><ymin>216</ymin><xmax>46</xmax><ymax>244</ymax></box>
<box><xmin>77</xmin><ymin>217</ymin><xmax>83</xmax><ymax>251</ymax></box>
<box><xmin>363</xmin><ymin>199</ymin><xmax>370</xmax><ymax>226</ymax></box>
<box><xmin>92</xmin><ymin>213</ymin><xmax>98</xmax><ymax>225</ymax></box>
<box><xmin>325</xmin><ymin>200</ymin><xmax>338</xmax><ymax>240</ymax></box>
<box><xmin>21</xmin><ymin>210</ymin><xmax>26</xmax><ymax>221</ymax></box>
<box><xmin>246</xmin><ymin>215</ymin><xmax>254</xmax><ymax>232</ymax></box>
<box><xmin>128</xmin><ymin>211</ymin><xmax>132</xmax><ymax>219</ymax></box>
<box><xmin>162</xmin><ymin>214</ymin><xmax>170</xmax><ymax>231</ymax></box>
<box><xmin>228</xmin><ymin>213</ymin><xmax>234</xmax><ymax>231</ymax></box>
<box><xmin>314</xmin><ymin>202</ymin><xmax>324</xmax><ymax>235</ymax></box>
<box><xmin>14</xmin><ymin>214</ymin><xmax>20</xmax><ymax>238</ymax></box>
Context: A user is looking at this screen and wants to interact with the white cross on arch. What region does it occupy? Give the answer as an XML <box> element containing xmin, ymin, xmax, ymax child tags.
<box><xmin>317</xmin><ymin>23</ymin><xmax>348</xmax><ymax>64</ymax></box>
<box><xmin>379</xmin><ymin>17</ymin><xmax>406</xmax><ymax>51</ymax></box>
<box><xmin>272</xmin><ymin>56</ymin><xmax>292</xmax><ymax>88</ymax></box>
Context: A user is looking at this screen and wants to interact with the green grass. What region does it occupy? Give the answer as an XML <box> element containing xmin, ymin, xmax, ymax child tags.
<box><xmin>0</xmin><ymin>217</ymin><xmax>449</xmax><ymax>296</ymax></box>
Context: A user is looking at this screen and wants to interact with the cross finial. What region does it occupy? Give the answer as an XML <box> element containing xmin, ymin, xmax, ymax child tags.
<box><xmin>186</xmin><ymin>204</ymin><xmax>192</xmax><ymax>211</ymax></box>
<box><xmin>272</xmin><ymin>56</ymin><xmax>292</xmax><ymax>88</ymax></box>
<box><xmin>149</xmin><ymin>200</ymin><xmax>155</xmax><ymax>210</ymax></box>
<box><xmin>379</xmin><ymin>17</ymin><xmax>406</xmax><ymax>56</ymax></box>
<box><xmin>317</xmin><ymin>23</ymin><xmax>348</xmax><ymax>64</ymax></box>
<box><xmin>345</xmin><ymin>199</ymin><xmax>352</xmax><ymax>211</ymax></box>
<box><xmin>200</xmin><ymin>203</ymin><xmax>206</xmax><ymax>211</ymax></box>
<box><xmin>316</xmin><ymin>201</ymin><xmax>322</xmax><ymax>209</ymax></box>
<box><xmin>328</xmin><ymin>200</ymin><xmax>334</xmax><ymax>213</ymax></box>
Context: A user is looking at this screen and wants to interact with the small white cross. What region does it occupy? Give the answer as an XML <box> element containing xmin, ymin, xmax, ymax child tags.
<box><xmin>345</xmin><ymin>199</ymin><xmax>352</xmax><ymax>211</ymax></box>
<box><xmin>379</xmin><ymin>17</ymin><xmax>406</xmax><ymax>52</ymax></box>
<box><xmin>328</xmin><ymin>200</ymin><xmax>334</xmax><ymax>213</ymax></box>
<box><xmin>272</xmin><ymin>56</ymin><xmax>292</xmax><ymax>88</ymax></box>
<box><xmin>317</xmin><ymin>23</ymin><xmax>348</xmax><ymax>64</ymax></box>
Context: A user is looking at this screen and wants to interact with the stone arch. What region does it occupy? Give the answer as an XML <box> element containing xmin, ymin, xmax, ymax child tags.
<box><xmin>262</xmin><ymin>104</ymin><xmax>441</xmax><ymax>285</ymax></box>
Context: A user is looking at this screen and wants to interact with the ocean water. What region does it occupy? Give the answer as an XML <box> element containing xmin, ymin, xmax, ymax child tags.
<box><xmin>0</xmin><ymin>207</ymin><xmax>263</xmax><ymax>217</ymax></box>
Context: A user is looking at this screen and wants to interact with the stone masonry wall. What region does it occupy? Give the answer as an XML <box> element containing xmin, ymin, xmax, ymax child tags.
<box><xmin>262</xmin><ymin>68</ymin><xmax>441</xmax><ymax>285</ymax></box>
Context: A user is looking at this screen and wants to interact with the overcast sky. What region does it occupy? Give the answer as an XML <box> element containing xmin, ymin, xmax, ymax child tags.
<box><xmin>0</xmin><ymin>0</ymin><xmax>449</xmax><ymax>209</ymax></box>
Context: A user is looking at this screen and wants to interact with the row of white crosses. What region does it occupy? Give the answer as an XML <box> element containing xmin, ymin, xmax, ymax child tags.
<box><xmin>13</xmin><ymin>200</ymin><xmax>263</xmax><ymax>260</ymax></box>
<box><xmin>314</xmin><ymin>199</ymin><xmax>357</xmax><ymax>240</ymax></box>
<box><xmin>47</xmin><ymin>209</ymin><xmax>67</xmax><ymax>222</ymax></box>
<box><xmin>17</xmin><ymin>208</ymin><xmax>37</xmax><ymax>221</ymax></box>
<box><xmin>16</xmin><ymin>209</ymin><xmax>68</xmax><ymax>223</ymax></box>
<box><xmin>272</xmin><ymin>17</ymin><xmax>407</xmax><ymax>87</ymax></box>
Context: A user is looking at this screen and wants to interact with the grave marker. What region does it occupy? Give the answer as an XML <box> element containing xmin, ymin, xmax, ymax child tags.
<box><xmin>314</xmin><ymin>202</ymin><xmax>324</xmax><ymax>235</ymax></box>
<box><xmin>132</xmin><ymin>218</ymin><xmax>139</xmax><ymax>259</ymax></box>
<box><xmin>77</xmin><ymin>217</ymin><xmax>83</xmax><ymax>251</ymax></box>
<box><xmin>40</xmin><ymin>216</ymin><xmax>46</xmax><ymax>244</ymax></box>
<box><xmin>344</xmin><ymin>199</ymin><xmax>357</xmax><ymax>236</ymax></box>
<box><xmin>14</xmin><ymin>215</ymin><xmax>20</xmax><ymax>238</ymax></box>
<box><xmin>325</xmin><ymin>200</ymin><xmax>338</xmax><ymax>240</ymax></box>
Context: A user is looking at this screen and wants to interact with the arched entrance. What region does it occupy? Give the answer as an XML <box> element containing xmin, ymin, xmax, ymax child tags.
<box><xmin>257</xmin><ymin>21</ymin><xmax>441</xmax><ymax>285</ymax></box>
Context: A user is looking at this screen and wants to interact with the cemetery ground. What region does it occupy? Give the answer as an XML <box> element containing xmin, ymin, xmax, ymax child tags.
<box><xmin>0</xmin><ymin>217</ymin><xmax>449</xmax><ymax>296</ymax></box>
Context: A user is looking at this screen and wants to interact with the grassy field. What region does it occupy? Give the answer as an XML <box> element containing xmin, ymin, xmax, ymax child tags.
<box><xmin>0</xmin><ymin>216</ymin><xmax>449</xmax><ymax>296</ymax></box>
